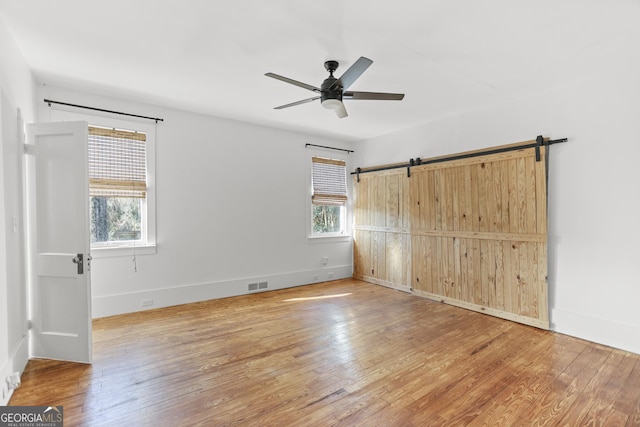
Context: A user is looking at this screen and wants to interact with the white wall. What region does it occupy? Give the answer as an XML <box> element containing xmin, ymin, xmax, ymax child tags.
<box><xmin>38</xmin><ymin>85</ymin><xmax>355</xmax><ymax>318</ymax></box>
<box><xmin>354</xmin><ymin>66</ymin><xmax>640</xmax><ymax>355</ymax></box>
<box><xmin>0</xmin><ymin>17</ymin><xmax>35</xmax><ymax>405</ymax></box>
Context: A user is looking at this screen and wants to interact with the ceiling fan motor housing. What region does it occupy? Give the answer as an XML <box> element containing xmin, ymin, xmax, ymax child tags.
<box><xmin>321</xmin><ymin>76</ymin><xmax>342</xmax><ymax>102</ymax></box>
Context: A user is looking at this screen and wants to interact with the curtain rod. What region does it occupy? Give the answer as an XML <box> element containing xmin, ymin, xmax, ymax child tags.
<box><xmin>44</xmin><ymin>99</ymin><xmax>164</xmax><ymax>123</ymax></box>
<box><xmin>351</xmin><ymin>136</ymin><xmax>567</xmax><ymax>180</ymax></box>
<box><xmin>305</xmin><ymin>143</ymin><xmax>354</xmax><ymax>153</ymax></box>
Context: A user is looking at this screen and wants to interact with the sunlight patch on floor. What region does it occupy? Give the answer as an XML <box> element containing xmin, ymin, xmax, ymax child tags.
<box><xmin>283</xmin><ymin>293</ymin><xmax>352</xmax><ymax>302</ymax></box>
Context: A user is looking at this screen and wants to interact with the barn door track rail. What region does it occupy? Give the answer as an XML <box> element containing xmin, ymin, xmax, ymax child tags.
<box><xmin>352</xmin><ymin>135</ymin><xmax>567</xmax><ymax>182</ymax></box>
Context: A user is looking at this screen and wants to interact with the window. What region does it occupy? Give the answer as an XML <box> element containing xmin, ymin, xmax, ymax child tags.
<box><xmin>311</xmin><ymin>156</ymin><xmax>347</xmax><ymax>237</ymax></box>
<box><xmin>88</xmin><ymin>125</ymin><xmax>154</xmax><ymax>250</ymax></box>
<box><xmin>48</xmin><ymin>108</ymin><xmax>156</xmax><ymax>255</ymax></box>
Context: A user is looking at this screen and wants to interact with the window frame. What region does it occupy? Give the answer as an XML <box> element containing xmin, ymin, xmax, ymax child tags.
<box><xmin>49</xmin><ymin>109</ymin><xmax>157</xmax><ymax>257</ymax></box>
<box><xmin>306</xmin><ymin>148</ymin><xmax>351</xmax><ymax>242</ymax></box>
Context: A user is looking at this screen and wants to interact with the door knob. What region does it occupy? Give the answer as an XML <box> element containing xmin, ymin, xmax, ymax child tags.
<box><xmin>72</xmin><ymin>253</ymin><xmax>84</xmax><ymax>274</ymax></box>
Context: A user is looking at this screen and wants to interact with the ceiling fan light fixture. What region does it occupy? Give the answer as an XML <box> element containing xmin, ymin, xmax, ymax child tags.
<box><xmin>321</xmin><ymin>98</ymin><xmax>348</xmax><ymax>118</ymax></box>
<box><xmin>321</xmin><ymin>98</ymin><xmax>342</xmax><ymax>110</ymax></box>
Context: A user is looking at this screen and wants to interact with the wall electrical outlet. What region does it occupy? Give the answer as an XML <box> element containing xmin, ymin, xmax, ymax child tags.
<box><xmin>141</xmin><ymin>299</ymin><xmax>153</xmax><ymax>307</ymax></box>
<box><xmin>322</xmin><ymin>256</ymin><xmax>328</xmax><ymax>266</ymax></box>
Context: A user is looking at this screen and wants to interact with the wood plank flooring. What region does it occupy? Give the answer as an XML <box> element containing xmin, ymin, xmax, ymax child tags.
<box><xmin>9</xmin><ymin>279</ymin><xmax>640</xmax><ymax>426</ymax></box>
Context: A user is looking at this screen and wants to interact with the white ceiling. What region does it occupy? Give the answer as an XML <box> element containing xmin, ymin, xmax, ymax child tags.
<box><xmin>0</xmin><ymin>0</ymin><xmax>637</xmax><ymax>141</ymax></box>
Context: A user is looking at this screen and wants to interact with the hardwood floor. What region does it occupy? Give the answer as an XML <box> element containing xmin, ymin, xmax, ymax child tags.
<box><xmin>9</xmin><ymin>279</ymin><xmax>640</xmax><ymax>426</ymax></box>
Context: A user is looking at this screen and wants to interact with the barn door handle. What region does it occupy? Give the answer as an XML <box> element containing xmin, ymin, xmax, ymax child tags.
<box><xmin>72</xmin><ymin>253</ymin><xmax>84</xmax><ymax>275</ymax></box>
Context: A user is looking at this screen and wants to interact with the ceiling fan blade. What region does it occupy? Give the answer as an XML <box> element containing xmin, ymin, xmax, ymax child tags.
<box><xmin>332</xmin><ymin>56</ymin><xmax>373</xmax><ymax>90</ymax></box>
<box><xmin>343</xmin><ymin>91</ymin><xmax>405</xmax><ymax>101</ymax></box>
<box><xmin>273</xmin><ymin>96</ymin><xmax>321</xmax><ymax>110</ymax></box>
<box><xmin>265</xmin><ymin>73</ymin><xmax>320</xmax><ymax>93</ymax></box>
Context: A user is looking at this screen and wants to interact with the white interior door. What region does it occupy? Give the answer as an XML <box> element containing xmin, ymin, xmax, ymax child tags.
<box><xmin>25</xmin><ymin>121</ymin><xmax>92</xmax><ymax>363</ymax></box>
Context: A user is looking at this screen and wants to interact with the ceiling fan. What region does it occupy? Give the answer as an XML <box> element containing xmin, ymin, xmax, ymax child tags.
<box><xmin>265</xmin><ymin>56</ymin><xmax>404</xmax><ymax>118</ymax></box>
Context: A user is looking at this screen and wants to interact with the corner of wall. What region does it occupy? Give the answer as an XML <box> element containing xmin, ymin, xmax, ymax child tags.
<box><xmin>0</xmin><ymin>335</ymin><xmax>28</xmax><ymax>405</ymax></box>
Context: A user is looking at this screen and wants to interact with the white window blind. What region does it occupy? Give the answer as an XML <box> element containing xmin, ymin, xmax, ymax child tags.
<box><xmin>88</xmin><ymin>126</ymin><xmax>147</xmax><ymax>198</ymax></box>
<box><xmin>311</xmin><ymin>156</ymin><xmax>347</xmax><ymax>205</ymax></box>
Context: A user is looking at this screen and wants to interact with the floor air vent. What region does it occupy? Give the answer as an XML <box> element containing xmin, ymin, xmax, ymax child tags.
<box><xmin>248</xmin><ymin>281</ymin><xmax>268</xmax><ymax>291</ymax></box>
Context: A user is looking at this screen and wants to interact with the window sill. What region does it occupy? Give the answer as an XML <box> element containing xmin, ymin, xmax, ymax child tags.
<box><xmin>90</xmin><ymin>244</ymin><xmax>157</xmax><ymax>258</ymax></box>
<box><xmin>307</xmin><ymin>235</ymin><xmax>352</xmax><ymax>244</ymax></box>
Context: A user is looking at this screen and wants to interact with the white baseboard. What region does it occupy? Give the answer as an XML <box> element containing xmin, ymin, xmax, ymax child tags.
<box><xmin>551</xmin><ymin>308</ymin><xmax>640</xmax><ymax>355</ymax></box>
<box><xmin>92</xmin><ymin>265</ymin><xmax>353</xmax><ymax>318</ymax></box>
<box><xmin>0</xmin><ymin>335</ymin><xmax>28</xmax><ymax>406</ymax></box>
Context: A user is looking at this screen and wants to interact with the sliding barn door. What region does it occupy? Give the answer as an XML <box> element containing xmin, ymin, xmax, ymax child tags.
<box><xmin>353</xmin><ymin>142</ymin><xmax>549</xmax><ymax>329</ymax></box>
<box><xmin>353</xmin><ymin>170</ymin><xmax>411</xmax><ymax>292</ymax></box>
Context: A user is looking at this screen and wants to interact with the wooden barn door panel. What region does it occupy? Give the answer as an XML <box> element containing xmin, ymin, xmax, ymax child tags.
<box><xmin>410</xmin><ymin>146</ymin><xmax>548</xmax><ymax>329</ymax></box>
<box><xmin>353</xmin><ymin>170</ymin><xmax>411</xmax><ymax>292</ymax></box>
<box><xmin>354</xmin><ymin>141</ymin><xmax>549</xmax><ymax>329</ymax></box>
